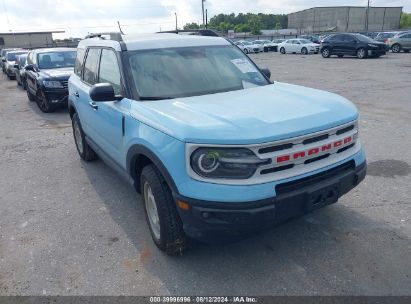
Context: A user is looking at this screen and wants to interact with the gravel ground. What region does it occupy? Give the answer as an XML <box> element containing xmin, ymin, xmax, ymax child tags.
<box><xmin>0</xmin><ymin>51</ymin><xmax>410</xmax><ymax>296</ymax></box>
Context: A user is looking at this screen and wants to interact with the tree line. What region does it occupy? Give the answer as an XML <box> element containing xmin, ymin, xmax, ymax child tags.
<box><xmin>183</xmin><ymin>13</ymin><xmax>288</xmax><ymax>34</ymax></box>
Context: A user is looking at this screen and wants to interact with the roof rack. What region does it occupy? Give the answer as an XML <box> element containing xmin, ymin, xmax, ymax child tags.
<box><xmin>85</xmin><ymin>32</ymin><xmax>123</xmax><ymax>41</ymax></box>
<box><xmin>157</xmin><ymin>29</ymin><xmax>222</xmax><ymax>37</ymax></box>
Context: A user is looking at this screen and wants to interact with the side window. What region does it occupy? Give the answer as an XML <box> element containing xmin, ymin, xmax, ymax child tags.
<box><xmin>98</xmin><ymin>49</ymin><xmax>122</xmax><ymax>95</ymax></box>
<box><xmin>330</xmin><ymin>35</ymin><xmax>343</xmax><ymax>42</ymax></box>
<box><xmin>74</xmin><ymin>48</ymin><xmax>86</xmax><ymax>77</ymax></box>
<box><xmin>83</xmin><ymin>48</ymin><xmax>101</xmax><ymax>85</ymax></box>
<box><xmin>343</xmin><ymin>35</ymin><xmax>355</xmax><ymax>42</ymax></box>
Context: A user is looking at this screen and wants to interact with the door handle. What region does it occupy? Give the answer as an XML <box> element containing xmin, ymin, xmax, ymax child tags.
<box><xmin>89</xmin><ymin>101</ymin><xmax>98</xmax><ymax>110</ymax></box>
<box><xmin>73</xmin><ymin>91</ymin><xmax>79</xmax><ymax>97</ymax></box>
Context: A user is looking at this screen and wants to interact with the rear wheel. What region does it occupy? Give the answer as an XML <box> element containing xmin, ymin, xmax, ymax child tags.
<box><xmin>391</xmin><ymin>44</ymin><xmax>401</xmax><ymax>53</ymax></box>
<box><xmin>301</xmin><ymin>47</ymin><xmax>308</xmax><ymax>55</ymax></box>
<box><xmin>321</xmin><ymin>48</ymin><xmax>330</xmax><ymax>58</ymax></box>
<box><xmin>280</xmin><ymin>47</ymin><xmax>285</xmax><ymax>54</ymax></box>
<box><xmin>72</xmin><ymin>113</ymin><xmax>97</xmax><ymax>161</ymax></box>
<box><xmin>356</xmin><ymin>48</ymin><xmax>366</xmax><ymax>59</ymax></box>
<box><xmin>140</xmin><ymin>164</ymin><xmax>186</xmax><ymax>255</ymax></box>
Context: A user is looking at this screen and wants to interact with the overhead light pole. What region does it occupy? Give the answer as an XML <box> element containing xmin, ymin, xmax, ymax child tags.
<box><xmin>175</xmin><ymin>12</ymin><xmax>178</xmax><ymax>31</ymax></box>
<box><xmin>202</xmin><ymin>0</ymin><xmax>206</xmax><ymax>29</ymax></box>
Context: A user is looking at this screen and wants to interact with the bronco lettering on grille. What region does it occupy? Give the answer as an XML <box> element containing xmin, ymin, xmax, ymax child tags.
<box><xmin>276</xmin><ymin>135</ymin><xmax>353</xmax><ymax>164</ymax></box>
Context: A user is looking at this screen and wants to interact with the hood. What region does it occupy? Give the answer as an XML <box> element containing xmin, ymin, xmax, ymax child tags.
<box><xmin>41</xmin><ymin>67</ymin><xmax>73</xmax><ymax>79</ymax></box>
<box><xmin>130</xmin><ymin>82</ymin><xmax>358</xmax><ymax>145</ymax></box>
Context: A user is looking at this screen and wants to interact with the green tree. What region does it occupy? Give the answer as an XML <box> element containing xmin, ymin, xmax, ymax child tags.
<box><xmin>183</xmin><ymin>22</ymin><xmax>200</xmax><ymax>30</ymax></box>
<box><xmin>275</xmin><ymin>22</ymin><xmax>281</xmax><ymax>30</ymax></box>
<box><xmin>400</xmin><ymin>12</ymin><xmax>411</xmax><ymax>29</ymax></box>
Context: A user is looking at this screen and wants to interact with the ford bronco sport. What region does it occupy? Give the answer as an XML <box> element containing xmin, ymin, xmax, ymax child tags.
<box><xmin>68</xmin><ymin>32</ymin><xmax>366</xmax><ymax>255</ymax></box>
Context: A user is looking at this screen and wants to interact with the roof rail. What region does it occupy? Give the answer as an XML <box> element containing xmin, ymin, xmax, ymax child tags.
<box><xmin>85</xmin><ymin>32</ymin><xmax>123</xmax><ymax>41</ymax></box>
<box><xmin>157</xmin><ymin>29</ymin><xmax>222</xmax><ymax>37</ymax></box>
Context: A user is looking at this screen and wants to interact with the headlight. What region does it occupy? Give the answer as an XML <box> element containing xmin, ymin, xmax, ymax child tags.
<box><xmin>190</xmin><ymin>148</ymin><xmax>269</xmax><ymax>179</ymax></box>
<box><xmin>43</xmin><ymin>80</ymin><xmax>63</xmax><ymax>88</ymax></box>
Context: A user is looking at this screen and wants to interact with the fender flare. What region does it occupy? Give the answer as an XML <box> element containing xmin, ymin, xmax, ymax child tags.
<box><xmin>126</xmin><ymin>145</ymin><xmax>179</xmax><ymax>194</ymax></box>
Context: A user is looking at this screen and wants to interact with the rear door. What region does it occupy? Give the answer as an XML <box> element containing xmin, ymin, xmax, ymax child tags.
<box><xmin>342</xmin><ymin>34</ymin><xmax>358</xmax><ymax>55</ymax></box>
<box><xmin>329</xmin><ymin>34</ymin><xmax>345</xmax><ymax>54</ymax></box>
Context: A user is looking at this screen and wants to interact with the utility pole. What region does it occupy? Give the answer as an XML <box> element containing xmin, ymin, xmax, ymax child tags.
<box><xmin>205</xmin><ymin>9</ymin><xmax>208</xmax><ymax>29</ymax></box>
<box><xmin>175</xmin><ymin>12</ymin><xmax>178</xmax><ymax>31</ymax></box>
<box><xmin>365</xmin><ymin>0</ymin><xmax>370</xmax><ymax>32</ymax></box>
<box><xmin>202</xmin><ymin>0</ymin><xmax>206</xmax><ymax>29</ymax></box>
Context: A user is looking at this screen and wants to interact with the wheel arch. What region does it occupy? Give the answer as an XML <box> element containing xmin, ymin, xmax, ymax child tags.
<box><xmin>126</xmin><ymin>145</ymin><xmax>178</xmax><ymax>195</ymax></box>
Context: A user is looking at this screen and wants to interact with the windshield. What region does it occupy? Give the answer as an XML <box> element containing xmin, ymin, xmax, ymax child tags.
<box><xmin>7</xmin><ymin>52</ymin><xmax>26</xmax><ymax>61</ymax></box>
<box><xmin>299</xmin><ymin>39</ymin><xmax>312</xmax><ymax>44</ymax></box>
<box><xmin>355</xmin><ymin>34</ymin><xmax>374</xmax><ymax>43</ymax></box>
<box><xmin>37</xmin><ymin>51</ymin><xmax>76</xmax><ymax>69</ymax></box>
<box><xmin>127</xmin><ymin>45</ymin><xmax>269</xmax><ymax>99</ymax></box>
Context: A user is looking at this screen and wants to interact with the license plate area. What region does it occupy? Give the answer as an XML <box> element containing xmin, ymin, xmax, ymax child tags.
<box><xmin>305</xmin><ymin>183</ymin><xmax>340</xmax><ymax>211</ymax></box>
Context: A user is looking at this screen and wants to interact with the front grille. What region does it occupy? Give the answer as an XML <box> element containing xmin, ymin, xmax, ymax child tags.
<box><xmin>61</xmin><ymin>81</ymin><xmax>68</xmax><ymax>89</ymax></box>
<box><xmin>251</xmin><ymin>121</ymin><xmax>360</xmax><ymax>181</ymax></box>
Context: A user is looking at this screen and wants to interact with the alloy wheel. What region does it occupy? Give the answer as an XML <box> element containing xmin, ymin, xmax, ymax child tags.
<box><xmin>144</xmin><ymin>181</ymin><xmax>161</xmax><ymax>240</ymax></box>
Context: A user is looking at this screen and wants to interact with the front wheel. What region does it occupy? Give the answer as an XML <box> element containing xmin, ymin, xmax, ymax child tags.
<box><xmin>301</xmin><ymin>47</ymin><xmax>308</xmax><ymax>55</ymax></box>
<box><xmin>140</xmin><ymin>165</ymin><xmax>186</xmax><ymax>255</ymax></box>
<box><xmin>280</xmin><ymin>47</ymin><xmax>285</xmax><ymax>54</ymax></box>
<box><xmin>321</xmin><ymin>48</ymin><xmax>330</xmax><ymax>58</ymax></box>
<box><xmin>72</xmin><ymin>113</ymin><xmax>97</xmax><ymax>161</ymax></box>
<box><xmin>391</xmin><ymin>44</ymin><xmax>401</xmax><ymax>53</ymax></box>
<box><xmin>27</xmin><ymin>88</ymin><xmax>36</xmax><ymax>101</ymax></box>
<box><xmin>356</xmin><ymin>48</ymin><xmax>366</xmax><ymax>59</ymax></box>
<box><xmin>36</xmin><ymin>90</ymin><xmax>55</xmax><ymax>113</ymax></box>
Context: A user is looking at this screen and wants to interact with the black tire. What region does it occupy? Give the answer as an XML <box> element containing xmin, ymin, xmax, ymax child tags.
<box><xmin>321</xmin><ymin>48</ymin><xmax>331</xmax><ymax>58</ymax></box>
<box><xmin>17</xmin><ymin>78</ymin><xmax>21</xmax><ymax>86</ymax></box>
<box><xmin>356</xmin><ymin>48</ymin><xmax>367</xmax><ymax>59</ymax></box>
<box><xmin>140</xmin><ymin>164</ymin><xmax>186</xmax><ymax>255</ymax></box>
<box><xmin>264</xmin><ymin>47</ymin><xmax>268</xmax><ymax>52</ymax></box>
<box><xmin>301</xmin><ymin>47</ymin><xmax>308</xmax><ymax>55</ymax></box>
<box><xmin>72</xmin><ymin>113</ymin><xmax>98</xmax><ymax>161</ymax></box>
<box><xmin>27</xmin><ymin>88</ymin><xmax>36</xmax><ymax>101</ymax></box>
<box><xmin>244</xmin><ymin>48</ymin><xmax>249</xmax><ymax>54</ymax></box>
<box><xmin>337</xmin><ymin>55</ymin><xmax>344</xmax><ymax>58</ymax></box>
<box><xmin>36</xmin><ymin>90</ymin><xmax>55</xmax><ymax>113</ymax></box>
<box><xmin>391</xmin><ymin>44</ymin><xmax>401</xmax><ymax>53</ymax></box>
<box><xmin>280</xmin><ymin>47</ymin><xmax>285</xmax><ymax>54</ymax></box>
<box><xmin>22</xmin><ymin>79</ymin><xmax>27</xmax><ymax>90</ymax></box>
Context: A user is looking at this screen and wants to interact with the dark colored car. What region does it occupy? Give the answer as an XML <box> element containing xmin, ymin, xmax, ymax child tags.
<box><xmin>14</xmin><ymin>54</ymin><xmax>28</xmax><ymax>88</ymax></box>
<box><xmin>298</xmin><ymin>35</ymin><xmax>320</xmax><ymax>44</ymax></box>
<box><xmin>320</xmin><ymin>33</ymin><xmax>386</xmax><ymax>59</ymax></box>
<box><xmin>25</xmin><ymin>48</ymin><xmax>76</xmax><ymax>113</ymax></box>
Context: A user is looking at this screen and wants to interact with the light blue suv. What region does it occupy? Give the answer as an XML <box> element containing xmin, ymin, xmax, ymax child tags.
<box><xmin>68</xmin><ymin>32</ymin><xmax>366</xmax><ymax>255</ymax></box>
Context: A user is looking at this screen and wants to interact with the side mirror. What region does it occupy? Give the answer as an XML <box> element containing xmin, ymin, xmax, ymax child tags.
<box><xmin>25</xmin><ymin>64</ymin><xmax>36</xmax><ymax>71</ymax></box>
<box><xmin>90</xmin><ymin>83</ymin><xmax>122</xmax><ymax>102</ymax></box>
<box><xmin>261</xmin><ymin>68</ymin><xmax>271</xmax><ymax>79</ymax></box>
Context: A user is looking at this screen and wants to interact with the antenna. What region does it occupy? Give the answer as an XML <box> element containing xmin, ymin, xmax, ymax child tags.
<box><xmin>117</xmin><ymin>21</ymin><xmax>124</xmax><ymax>35</ymax></box>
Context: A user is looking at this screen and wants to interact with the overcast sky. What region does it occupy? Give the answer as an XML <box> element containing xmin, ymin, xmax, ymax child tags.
<box><xmin>0</xmin><ymin>0</ymin><xmax>409</xmax><ymax>38</ymax></box>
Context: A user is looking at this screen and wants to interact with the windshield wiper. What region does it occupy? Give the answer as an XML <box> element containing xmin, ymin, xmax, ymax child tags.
<box><xmin>139</xmin><ymin>96</ymin><xmax>175</xmax><ymax>100</ymax></box>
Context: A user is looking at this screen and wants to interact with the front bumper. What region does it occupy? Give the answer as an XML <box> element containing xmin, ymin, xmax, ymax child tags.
<box><xmin>368</xmin><ymin>49</ymin><xmax>386</xmax><ymax>56</ymax></box>
<box><xmin>175</xmin><ymin>160</ymin><xmax>366</xmax><ymax>239</ymax></box>
<box><xmin>44</xmin><ymin>89</ymin><xmax>69</xmax><ymax>104</ymax></box>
